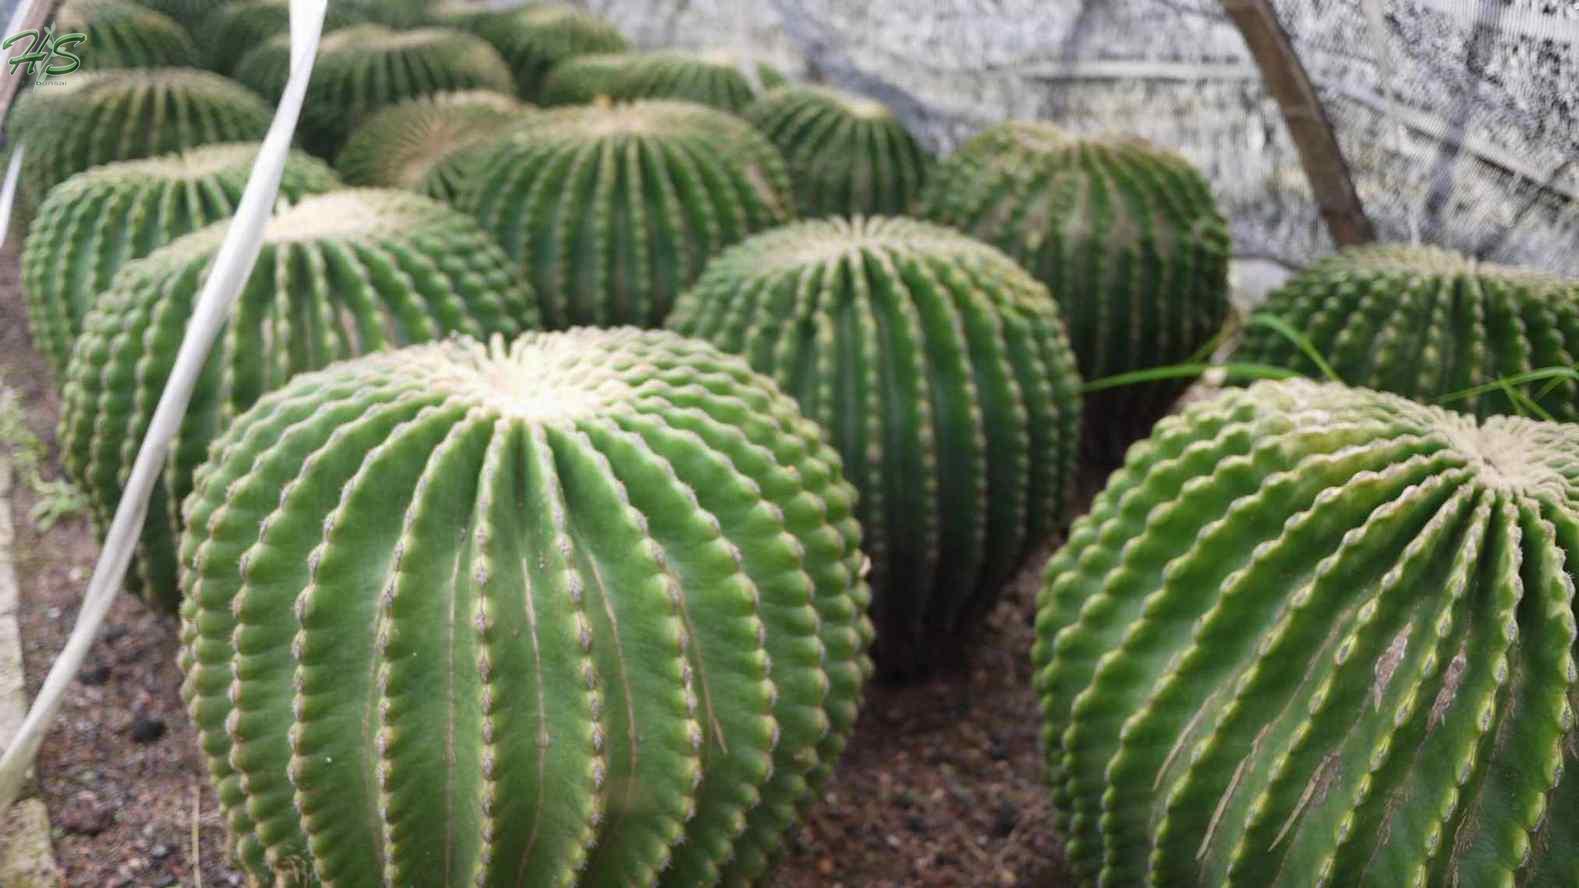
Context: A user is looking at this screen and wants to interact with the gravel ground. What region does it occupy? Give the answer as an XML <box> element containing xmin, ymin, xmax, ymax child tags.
<box><xmin>1</xmin><ymin>236</ymin><xmax>1084</xmax><ymax>886</ymax></box>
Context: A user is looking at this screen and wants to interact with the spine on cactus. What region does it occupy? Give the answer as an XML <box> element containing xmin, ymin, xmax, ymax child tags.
<box><xmin>59</xmin><ymin>189</ymin><xmax>539</xmax><ymax>611</ymax></box>
<box><xmin>1236</xmin><ymin>244</ymin><xmax>1579</xmax><ymax>420</ymax></box>
<box><xmin>743</xmin><ymin>85</ymin><xmax>932</xmax><ymax>218</ymax></box>
<box><xmin>178</xmin><ymin>329</ymin><xmax>873</xmax><ymax>886</ymax></box>
<box><xmin>669</xmin><ymin>216</ymin><xmax>1083</xmax><ymax>677</ymax></box>
<box><xmin>453</xmin><ymin>3</ymin><xmax>630</xmax><ymax>101</ymax></box>
<box><xmin>336</xmin><ymin>90</ymin><xmax>529</xmax><ymax>205</ymax></box>
<box><xmin>918</xmin><ymin>122</ymin><xmax>1231</xmax><ymax>456</ymax></box>
<box><xmin>9</xmin><ymin>68</ymin><xmax>274</xmax><ymax>211</ymax></box>
<box><xmin>56</xmin><ymin>0</ymin><xmax>197</xmax><ymax>71</ymax></box>
<box><xmin>1034</xmin><ymin>378</ymin><xmax>1579</xmax><ymax>887</ymax></box>
<box><xmin>466</xmin><ymin>99</ymin><xmax>795</xmax><ymax>329</ymax></box>
<box><xmin>21</xmin><ymin>143</ymin><xmax>341</xmax><ymax>375</ymax></box>
<box><xmin>234</xmin><ymin>25</ymin><xmax>515</xmax><ymax>158</ymax></box>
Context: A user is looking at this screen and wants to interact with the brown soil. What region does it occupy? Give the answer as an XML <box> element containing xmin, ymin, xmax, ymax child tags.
<box><xmin>1</xmin><ymin>238</ymin><xmax>1080</xmax><ymax>887</ymax></box>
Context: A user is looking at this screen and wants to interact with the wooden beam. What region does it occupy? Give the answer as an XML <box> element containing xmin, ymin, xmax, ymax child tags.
<box><xmin>1222</xmin><ymin>0</ymin><xmax>1377</xmax><ymax>246</ymax></box>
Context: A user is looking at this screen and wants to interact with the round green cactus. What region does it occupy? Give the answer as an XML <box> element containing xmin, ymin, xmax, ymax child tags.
<box><xmin>467</xmin><ymin>99</ymin><xmax>795</xmax><ymax>329</ymax></box>
<box><xmin>56</xmin><ymin>0</ymin><xmax>197</xmax><ymax>71</ymax></box>
<box><xmin>60</xmin><ymin>190</ymin><xmax>538</xmax><ymax>611</ymax></box>
<box><xmin>743</xmin><ymin>85</ymin><xmax>931</xmax><ymax>218</ymax></box>
<box><xmin>21</xmin><ymin>143</ymin><xmax>340</xmax><ymax>376</ymax></box>
<box><xmin>127</xmin><ymin>0</ymin><xmax>222</xmax><ymax>20</ymax></box>
<box><xmin>194</xmin><ymin>0</ymin><xmax>371</xmax><ymax>75</ymax></box>
<box><xmin>538</xmin><ymin>51</ymin><xmax>639</xmax><ymax>106</ymax></box>
<box><xmin>920</xmin><ymin>122</ymin><xmax>1231</xmax><ymax>455</ymax></box>
<box><xmin>451</xmin><ymin>3</ymin><xmax>629</xmax><ymax>100</ymax></box>
<box><xmin>235</xmin><ymin>25</ymin><xmax>514</xmax><ymax>158</ymax></box>
<box><xmin>9</xmin><ymin>67</ymin><xmax>273</xmax><ymax>210</ymax></box>
<box><xmin>1236</xmin><ymin>244</ymin><xmax>1579</xmax><ymax>421</ymax></box>
<box><xmin>1034</xmin><ymin>378</ymin><xmax>1579</xmax><ymax>886</ymax></box>
<box><xmin>336</xmin><ymin>90</ymin><xmax>529</xmax><ymax>205</ymax></box>
<box><xmin>670</xmin><ymin>216</ymin><xmax>1082</xmax><ymax>676</ymax></box>
<box><xmin>178</xmin><ymin>328</ymin><xmax>873</xmax><ymax>886</ymax></box>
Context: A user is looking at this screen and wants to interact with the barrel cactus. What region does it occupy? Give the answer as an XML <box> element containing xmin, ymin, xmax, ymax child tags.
<box><xmin>56</xmin><ymin>0</ymin><xmax>196</xmax><ymax>71</ymax></box>
<box><xmin>194</xmin><ymin>0</ymin><xmax>371</xmax><ymax>75</ymax></box>
<box><xmin>539</xmin><ymin>52</ymin><xmax>637</xmax><ymax>106</ymax></box>
<box><xmin>336</xmin><ymin>91</ymin><xmax>528</xmax><ymax>204</ymax></box>
<box><xmin>9</xmin><ymin>68</ymin><xmax>273</xmax><ymax>210</ymax></box>
<box><xmin>743</xmin><ymin>85</ymin><xmax>931</xmax><ymax>218</ymax></box>
<box><xmin>60</xmin><ymin>190</ymin><xmax>537</xmax><ymax>610</ymax></box>
<box><xmin>1237</xmin><ymin>244</ymin><xmax>1579</xmax><ymax>421</ymax></box>
<box><xmin>22</xmin><ymin>143</ymin><xmax>339</xmax><ymax>375</ymax></box>
<box><xmin>1035</xmin><ymin>378</ymin><xmax>1579</xmax><ymax>886</ymax></box>
<box><xmin>235</xmin><ymin>25</ymin><xmax>514</xmax><ymax>157</ymax></box>
<box><xmin>571</xmin><ymin>50</ymin><xmax>776</xmax><ymax>114</ymax></box>
<box><xmin>920</xmin><ymin>122</ymin><xmax>1231</xmax><ymax>455</ymax></box>
<box><xmin>452</xmin><ymin>3</ymin><xmax>629</xmax><ymax>100</ymax></box>
<box><xmin>467</xmin><ymin>99</ymin><xmax>795</xmax><ymax>329</ymax></box>
<box><xmin>670</xmin><ymin>216</ymin><xmax>1082</xmax><ymax>677</ymax></box>
<box><xmin>178</xmin><ymin>328</ymin><xmax>873</xmax><ymax>886</ymax></box>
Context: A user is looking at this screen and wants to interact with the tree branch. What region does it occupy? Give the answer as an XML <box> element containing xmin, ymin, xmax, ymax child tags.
<box><xmin>1222</xmin><ymin>0</ymin><xmax>1377</xmax><ymax>246</ymax></box>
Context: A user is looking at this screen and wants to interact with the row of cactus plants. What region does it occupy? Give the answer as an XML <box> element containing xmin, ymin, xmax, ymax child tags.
<box><xmin>20</xmin><ymin>2</ymin><xmax>1579</xmax><ymax>886</ymax></box>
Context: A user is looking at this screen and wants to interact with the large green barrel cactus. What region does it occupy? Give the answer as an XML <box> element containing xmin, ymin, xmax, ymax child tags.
<box><xmin>920</xmin><ymin>122</ymin><xmax>1231</xmax><ymax>454</ymax></box>
<box><xmin>447</xmin><ymin>3</ymin><xmax>629</xmax><ymax>100</ymax></box>
<box><xmin>178</xmin><ymin>328</ymin><xmax>873</xmax><ymax>886</ymax></box>
<box><xmin>9</xmin><ymin>68</ymin><xmax>273</xmax><ymax>210</ymax></box>
<box><xmin>539</xmin><ymin>52</ymin><xmax>637</xmax><ymax>106</ymax></box>
<box><xmin>235</xmin><ymin>25</ymin><xmax>514</xmax><ymax>157</ymax></box>
<box><xmin>194</xmin><ymin>0</ymin><xmax>370</xmax><ymax>75</ymax></box>
<box><xmin>21</xmin><ymin>143</ymin><xmax>340</xmax><ymax>375</ymax></box>
<box><xmin>60</xmin><ymin>190</ymin><xmax>537</xmax><ymax>611</ymax></box>
<box><xmin>743</xmin><ymin>85</ymin><xmax>931</xmax><ymax>218</ymax></box>
<box><xmin>467</xmin><ymin>99</ymin><xmax>795</xmax><ymax>329</ymax></box>
<box><xmin>1034</xmin><ymin>378</ymin><xmax>1579</xmax><ymax>887</ymax></box>
<box><xmin>56</xmin><ymin>0</ymin><xmax>196</xmax><ymax>71</ymax></box>
<box><xmin>545</xmin><ymin>50</ymin><xmax>778</xmax><ymax>114</ymax></box>
<box><xmin>336</xmin><ymin>90</ymin><xmax>528</xmax><ymax>205</ymax></box>
<box><xmin>1237</xmin><ymin>244</ymin><xmax>1579</xmax><ymax>421</ymax></box>
<box><xmin>670</xmin><ymin>216</ymin><xmax>1082</xmax><ymax>676</ymax></box>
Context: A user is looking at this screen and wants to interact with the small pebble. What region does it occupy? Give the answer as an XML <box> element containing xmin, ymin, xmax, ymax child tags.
<box><xmin>130</xmin><ymin>717</ymin><xmax>166</xmax><ymax>744</ymax></box>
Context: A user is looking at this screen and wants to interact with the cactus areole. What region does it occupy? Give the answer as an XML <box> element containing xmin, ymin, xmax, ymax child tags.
<box><xmin>1034</xmin><ymin>379</ymin><xmax>1579</xmax><ymax>887</ymax></box>
<box><xmin>179</xmin><ymin>329</ymin><xmax>873</xmax><ymax>886</ymax></box>
<box><xmin>671</xmin><ymin>217</ymin><xmax>1083</xmax><ymax>677</ymax></box>
<box><xmin>1237</xmin><ymin>244</ymin><xmax>1579</xmax><ymax>421</ymax></box>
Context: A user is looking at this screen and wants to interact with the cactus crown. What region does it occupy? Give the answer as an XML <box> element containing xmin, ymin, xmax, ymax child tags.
<box><xmin>464</xmin><ymin>2</ymin><xmax>629</xmax><ymax>100</ymax></box>
<box><xmin>56</xmin><ymin>0</ymin><xmax>196</xmax><ymax>70</ymax></box>
<box><xmin>336</xmin><ymin>90</ymin><xmax>528</xmax><ymax>204</ymax></box>
<box><xmin>10</xmin><ymin>67</ymin><xmax>273</xmax><ymax>208</ymax></box>
<box><xmin>744</xmin><ymin>84</ymin><xmax>932</xmax><ymax>217</ymax></box>
<box><xmin>670</xmin><ymin>216</ymin><xmax>1083</xmax><ymax>676</ymax></box>
<box><xmin>1034</xmin><ymin>378</ymin><xmax>1579</xmax><ymax>886</ymax></box>
<box><xmin>1237</xmin><ymin>243</ymin><xmax>1579</xmax><ymax>421</ymax></box>
<box><xmin>467</xmin><ymin>99</ymin><xmax>795</xmax><ymax>329</ymax></box>
<box><xmin>21</xmin><ymin>142</ymin><xmax>339</xmax><ymax>374</ymax></box>
<box><xmin>236</xmin><ymin>25</ymin><xmax>515</xmax><ymax>157</ymax></box>
<box><xmin>60</xmin><ymin>189</ymin><xmax>537</xmax><ymax>610</ymax></box>
<box><xmin>919</xmin><ymin>121</ymin><xmax>1231</xmax><ymax>454</ymax></box>
<box><xmin>179</xmin><ymin>328</ymin><xmax>872</xmax><ymax>886</ymax></box>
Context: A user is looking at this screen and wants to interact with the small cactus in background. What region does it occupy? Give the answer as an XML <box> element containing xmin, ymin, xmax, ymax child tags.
<box><xmin>9</xmin><ymin>68</ymin><xmax>273</xmax><ymax>211</ymax></box>
<box><xmin>21</xmin><ymin>143</ymin><xmax>340</xmax><ymax>376</ymax></box>
<box><xmin>612</xmin><ymin>51</ymin><xmax>777</xmax><ymax>113</ymax></box>
<box><xmin>449</xmin><ymin>2</ymin><xmax>629</xmax><ymax>100</ymax></box>
<box><xmin>1034</xmin><ymin>378</ymin><xmax>1579</xmax><ymax>886</ymax></box>
<box><xmin>670</xmin><ymin>216</ymin><xmax>1082</xmax><ymax>677</ymax></box>
<box><xmin>336</xmin><ymin>91</ymin><xmax>529</xmax><ymax>205</ymax></box>
<box><xmin>235</xmin><ymin>25</ymin><xmax>514</xmax><ymax>158</ymax></box>
<box><xmin>60</xmin><ymin>190</ymin><xmax>538</xmax><ymax>610</ymax></box>
<box><xmin>743</xmin><ymin>84</ymin><xmax>931</xmax><ymax>217</ymax></box>
<box><xmin>539</xmin><ymin>51</ymin><xmax>642</xmax><ymax>106</ymax></box>
<box><xmin>56</xmin><ymin>0</ymin><xmax>196</xmax><ymax>71</ymax></box>
<box><xmin>920</xmin><ymin>122</ymin><xmax>1231</xmax><ymax>456</ymax></box>
<box><xmin>467</xmin><ymin>99</ymin><xmax>794</xmax><ymax>329</ymax></box>
<box><xmin>1236</xmin><ymin>244</ymin><xmax>1579</xmax><ymax>420</ymax></box>
<box><xmin>178</xmin><ymin>329</ymin><xmax>873</xmax><ymax>886</ymax></box>
<box><xmin>194</xmin><ymin>0</ymin><xmax>369</xmax><ymax>75</ymax></box>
